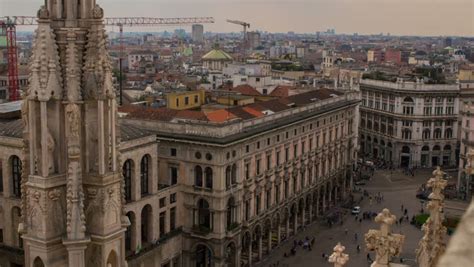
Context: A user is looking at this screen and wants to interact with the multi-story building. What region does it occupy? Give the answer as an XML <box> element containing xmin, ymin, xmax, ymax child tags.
<box><xmin>457</xmin><ymin>68</ymin><xmax>474</xmax><ymax>199</ymax></box>
<box><xmin>0</xmin><ymin>87</ymin><xmax>360</xmax><ymax>267</ymax></box>
<box><xmin>192</xmin><ymin>24</ymin><xmax>204</xmax><ymax>43</ymax></box>
<box><xmin>166</xmin><ymin>90</ymin><xmax>206</xmax><ymax>110</ymax></box>
<box><xmin>246</xmin><ymin>32</ymin><xmax>261</xmax><ymax>49</ymax></box>
<box><xmin>121</xmin><ymin>88</ymin><xmax>360</xmax><ymax>266</ymax></box>
<box><xmin>359</xmin><ymin>78</ymin><xmax>459</xmax><ymax>168</ymax></box>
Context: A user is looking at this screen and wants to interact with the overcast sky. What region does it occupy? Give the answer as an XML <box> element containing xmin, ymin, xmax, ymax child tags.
<box><xmin>1</xmin><ymin>0</ymin><xmax>473</xmax><ymax>36</ymax></box>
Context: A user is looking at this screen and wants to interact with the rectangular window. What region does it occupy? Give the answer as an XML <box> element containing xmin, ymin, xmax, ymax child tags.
<box><xmin>159</xmin><ymin>211</ymin><xmax>166</xmax><ymax>236</ymax></box>
<box><xmin>267</xmin><ymin>138</ymin><xmax>270</xmax><ymax>146</ymax></box>
<box><xmin>301</xmin><ymin>141</ymin><xmax>305</xmax><ymax>154</ymax></box>
<box><xmin>170</xmin><ymin>167</ymin><xmax>178</xmax><ymax>185</ymax></box>
<box><xmin>170</xmin><ymin>208</ymin><xmax>176</xmax><ymax>231</ymax></box>
<box><xmin>184</xmin><ymin>96</ymin><xmax>189</xmax><ymax>105</ymax></box>
<box><xmin>257</xmin><ymin>141</ymin><xmax>260</xmax><ymax>149</ymax></box>
<box><xmin>256</xmin><ymin>159</ymin><xmax>261</xmax><ymax>175</ymax></box>
<box><xmin>285</xmin><ymin>147</ymin><xmax>289</xmax><ymax>162</ymax></box>
<box><xmin>170</xmin><ymin>148</ymin><xmax>177</xmax><ymax>157</ymax></box>
<box><xmin>194</xmin><ymin>95</ymin><xmax>199</xmax><ymax>103</ymax></box>
<box><xmin>266</xmin><ymin>154</ymin><xmax>272</xmax><ymax>170</ymax></box>
<box><xmin>293</xmin><ymin>144</ymin><xmax>298</xmax><ymax>158</ymax></box>
<box><xmin>309</xmin><ymin>138</ymin><xmax>313</xmax><ymax>150</ymax></box>
<box><xmin>245</xmin><ymin>163</ymin><xmax>250</xmax><ymax>179</ymax></box>
<box><xmin>245</xmin><ymin>200</ymin><xmax>250</xmax><ymax>221</ymax></box>
<box><xmin>266</xmin><ymin>190</ymin><xmax>271</xmax><ymax>209</ymax></box>
<box><xmin>170</xmin><ymin>193</ymin><xmax>177</xmax><ymax>203</ymax></box>
<box><xmin>277</xmin><ymin>135</ymin><xmax>280</xmax><ymax>142</ymax></box>
<box><xmin>246</xmin><ymin>145</ymin><xmax>250</xmax><ymax>153</ymax></box>
<box><xmin>276</xmin><ymin>151</ymin><xmax>281</xmax><ymax>165</ymax></box>
<box><xmin>159</xmin><ymin>197</ymin><xmax>166</xmax><ymax>208</ymax></box>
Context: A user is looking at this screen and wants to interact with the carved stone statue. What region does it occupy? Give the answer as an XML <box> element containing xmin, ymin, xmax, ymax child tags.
<box><xmin>365</xmin><ymin>208</ymin><xmax>405</xmax><ymax>267</ymax></box>
<box><xmin>46</xmin><ymin>128</ymin><xmax>55</xmax><ymax>174</ymax></box>
<box><xmin>328</xmin><ymin>242</ymin><xmax>349</xmax><ymax>267</ymax></box>
<box><xmin>416</xmin><ymin>166</ymin><xmax>448</xmax><ymax>267</ymax></box>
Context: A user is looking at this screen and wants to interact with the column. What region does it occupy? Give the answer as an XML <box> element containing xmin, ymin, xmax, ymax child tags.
<box><xmin>277</xmin><ymin>224</ymin><xmax>281</xmax><ymax>245</ymax></box>
<box><xmin>301</xmin><ymin>209</ymin><xmax>305</xmax><ymax>226</ymax></box>
<box><xmin>248</xmin><ymin>242</ymin><xmax>252</xmax><ymax>266</ymax></box>
<box><xmin>316</xmin><ymin>192</ymin><xmax>320</xmax><ymax>217</ymax></box>
<box><xmin>235</xmin><ymin>249</ymin><xmax>241</xmax><ymax>267</ymax></box>
<box><xmin>293</xmin><ymin>212</ymin><xmax>298</xmax><ymax>234</ymax></box>
<box><xmin>286</xmin><ymin>218</ymin><xmax>290</xmax><ymax>238</ymax></box>
<box><xmin>258</xmin><ymin>235</ymin><xmax>263</xmax><ymax>261</ymax></box>
<box><xmin>267</xmin><ymin>230</ymin><xmax>272</xmax><ymax>253</ymax></box>
<box><xmin>309</xmin><ymin>204</ymin><xmax>313</xmax><ymax>223</ymax></box>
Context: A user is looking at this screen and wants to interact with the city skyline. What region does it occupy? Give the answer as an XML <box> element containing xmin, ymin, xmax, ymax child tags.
<box><xmin>1</xmin><ymin>0</ymin><xmax>473</xmax><ymax>36</ymax></box>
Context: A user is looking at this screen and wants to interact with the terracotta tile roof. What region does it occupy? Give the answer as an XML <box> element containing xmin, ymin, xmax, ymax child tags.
<box><xmin>286</xmin><ymin>88</ymin><xmax>341</xmax><ymax>106</ymax></box>
<box><xmin>249</xmin><ymin>99</ymin><xmax>291</xmax><ymax>113</ymax></box>
<box><xmin>269</xmin><ymin>85</ymin><xmax>292</xmax><ymax>97</ymax></box>
<box><xmin>176</xmin><ymin>110</ymin><xmax>208</xmax><ymax>121</ymax></box>
<box><xmin>242</xmin><ymin>107</ymin><xmax>264</xmax><ymax>118</ymax></box>
<box><xmin>119</xmin><ymin>105</ymin><xmax>178</xmax><ymax>122</ymax></box>
<box><xmin>206</xmin><ymin>109</ymin><xmax>237</xmax><ymax>123</ymax></box>
<box><xmin>232</xmin><ymin>84</ymin><xmax>262</xmax><ymax>96</ymax></box>
<box><xmin>227</xmin><ymin>106</ymin><xmax>257</xmax><ymax>120</ymax></box>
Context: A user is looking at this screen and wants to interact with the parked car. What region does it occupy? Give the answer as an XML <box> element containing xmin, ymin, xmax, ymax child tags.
<box><xmin>355</xmin><ymin>181</ymin><xmax>366</xmax><ymax>185</ymax></box>
<box><xmin>351</xmin><ymin>206</ymin><xmax>361</xmax><ymax>215</ymax></box>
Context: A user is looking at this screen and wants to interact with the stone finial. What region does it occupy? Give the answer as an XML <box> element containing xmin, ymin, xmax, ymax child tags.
<box><xmin>92</xmin><ymin>4</ymin><xmax>104</xmax><ymax>19</ymax></box>
<box><xmin>37</xmin><ymin>5</ymin><xmax>49</xmax><ymax>19</ymax></box>
<box><xmin>328</xmin><ymin>242</ymin><xmax>349</xmax><ymax>267</ymax></box>
<box><xmin>365</xmin><ymin>208</ymin><xmax>405</xmax><ymax>267</ymax></box>
<box><xmin>417</xmin><ymin>167</ymin><xmax>448</xmax><ymax>267</ymax></box>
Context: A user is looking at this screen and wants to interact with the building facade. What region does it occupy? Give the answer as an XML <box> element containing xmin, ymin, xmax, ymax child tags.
<box><xmin>121</xmin><ymin>88</ymin><xmax>360</xmax><ymax>266</ymax></box>
<box><xmin>192</xmin><ymin>24</ymin><xmax>204</xmax><ymax>43</ymax></box>
<box><xmin>359</xmin><ymin>79</ymin><xmax>459</xmax><ymax>168</ymax></box>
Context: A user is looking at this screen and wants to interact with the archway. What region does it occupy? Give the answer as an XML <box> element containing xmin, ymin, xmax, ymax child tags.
<box><xmin>11</xmin><ymin>206</ymin><xmax>21</xmax><ymax>247</ymax></box>
<box><xmin>195</xmin><ymin>244</ymin><xmax>212</xmax><ymax>267</ymax></box>
<box><xmin>33</xmin><ymin>257</ymin><xmax>45</xmax><ymax>267</ymax></box>
<box><xmin>106</xmin><ymin>250</ymin><xmax>118</xmax><ymax>267</ymax></box>
<box><xmin>224</xmin><ymin>242</ymin><xmax>237</xmax><ymax>267</ymax></box>
<box><xmin>141</xmin><ymin>205</ymin><xmax>153</xmax><ymax>245</ymax></box>
<box><xmin>125</xmin><ymin>211</ymin><xmax>135</xmax><ymax>254</ymax></box>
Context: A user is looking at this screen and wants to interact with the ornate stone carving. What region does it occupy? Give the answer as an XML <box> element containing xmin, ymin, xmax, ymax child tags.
<box><xmin>65</xmin><ymin>30</ymin><xmax>82</xmax><ymax>102</ymax></box>
<box><xmin>27</xmin><ymin>22</ymin><xmax>62</xmax><ymax>101</ymax></box>
<box><xmin>46</xmin><ymin>127</ymin><xmax>56</xmax><ymax>174</ymax></box>
<box><xmin>92</xmin><ymin>4</ymin><xmax>104</xmax><ymax>19</ymax></box>
<box><xmin>416</xmin><ymin>167</ymin><xmax>448</xmax><ymax>267</ymax></box>
<box><xmin>83</xmin><ymin>22</ymin><xmax>115</xmax><ymax>100</ymax></box>
<box><xmin>328</xmin><ymin>242</ymin><xmax>349</xmax><ymax>267</ymax></box>
<box><xmin>37</xmin><ymin>5</ymin><xmax>49</xmax><ymax>19</ymax></box>
<box><xmin>66</xmin><ymin>161</ymin><xmax>86</xmax><ymax>239</ymax></box>
<box><xmin>365</xmin><ymin>208</ymin><xmax>405</xmax><ymax>267</ymax></box>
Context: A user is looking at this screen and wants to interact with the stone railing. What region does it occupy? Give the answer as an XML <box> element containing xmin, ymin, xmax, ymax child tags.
<box><xmin>361</xmin><ymin>79</ymin><xmax>459</xmax><ymax>92</ymax></box>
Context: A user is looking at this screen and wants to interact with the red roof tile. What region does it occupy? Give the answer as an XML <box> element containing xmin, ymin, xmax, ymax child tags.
<box><xmin>206</xmin><ymin>109</ymin><xmax>237</xmax><ymax>123</ymax></box>
<box><xmin>232</xmin><ymin>84</ymin><xmax>262</xmax><ymax>96</ymax></box>
<box><xmin>269</xmin><ymin>85</ymin><xmax>292</xmax><ymax>97</ymax></box>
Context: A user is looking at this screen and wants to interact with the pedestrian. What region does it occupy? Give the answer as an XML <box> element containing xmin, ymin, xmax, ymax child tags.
<box><xmin>404</xmin><ymin>208</ymin><xmax>408</xmax><ymax>215</ymax></box>
<box><xmin>357</xmin><ymin>245</ymin><xmax>361</xmax><ymax>253</ymax></box>
<box><xmin>345</xmin><ymin>228</ymin><xmax>348</xmax><ymax>235</ymax></box>
<box><xmin>401</xmin><ymin>204</ymin><xmax>404</xmax><ymax>211</ymax></box>
<box><xmin>354</xmin><ymin>233</ymin><xmax>358</xmax><ymax>241</ymax></box>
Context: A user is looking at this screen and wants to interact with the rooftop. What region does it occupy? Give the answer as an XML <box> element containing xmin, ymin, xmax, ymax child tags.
<box><xmin>202</xmin><ymin>48</ymin><xmax>233</xmax><ymax>61</ymax></box>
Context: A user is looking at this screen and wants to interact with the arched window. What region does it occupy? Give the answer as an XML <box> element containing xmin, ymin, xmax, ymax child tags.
<box><xmin>140</xmin><ymin>155</ymin><xmax>150</xmax><ymax>196</ymax></box>
<box><xmin>422</xmin><ymin>129</ymin><xmax>430</xmax><ymax>140</ymax></box>
<box><xmin>422</xmin><ymin>145</ymin><xmax>430</xmax><ymax>152</ymax></box>
<box><xmin>125</xmin><ymin>212</ymin><xmax>135</xmax><ymax>252</ymax></box>
<box><xmin>205</xmin><ymin>167</ymin><xmax>213</xmax><ymax>189</ymax></box>
<box><xmin>33</xmin><ymin>257</ymin><xmax>45</xmax><ymax>267</ymax></box>
<box><xmin>433</xmin><ymin>145</ymin><xmax>441</xmax><ymax>151</ymax></box>
<box><xmin>374</xmin><ymin>122</ymin><xmax>379</xmax><ymax>132</ymax></box>
<box><xmin>195</xmin><ymin>166</ymin><xmax>203</xmax><ymax>187</ymax></box>
<box><xmin>231</xmin><ymin>164</ymin><xmax>237</xmax><ymax>185</ymax></box>
<box><xmin>445</xmin><ymin>128</ymin><xmax>453</xmax><ymax>139</ymax></box>
<box><xmin>226</xmin><ymin>197</ymin><xmax>236</xmax><ymax>229</ymax></box>
<box><xmin>196</xmin><ymin>244</ymin><xmax>212</xmax><ymax>267</ymax></box>
<box><xmin>225</xmin><ymin>166</ymin><xmax>231</xmax><ymax>189</ymax></box>
<box><xmin>11</xmin><ymin>156</ymin><xmax>21</xmax><ymax>198</ymax></box>
<box><xmin>402</xmin><ymin>146</ymin><xmax>410</xmax><ymax>154</ymax></box>
<box><xmin>197</xmin><ymin>199</ymin><xmax>211</xmax><ymax>230</ymax></box>
<box><xmin>141</xmin><ymin>205</ymin><xmax>152</xmax><ymax>244</ymax></box>
<box><xmin>434</xmin><ymin>128</ymin><xmax>442</xmax><ymax>139</ymax></box>
<box><xmin>373</xmin><ymin>138</ymin><xmax>378</xmax><ymax>144</ymax></box>
<box><xmin>444</xmin><ymin>145</ymin><xmax>452</xmax><ymax>151</ymax></box>
<box><xmin>367</xmin><ymin>120</ymin><xmax>372</xmax><ymax>130</ymax></box>
<box><xmin>123</xmin><ymin>160</ymin><xmax>133</xmax><ymax>202</ymax></box>
<box><xmin>387</xmin><ymin>142</ymin><xmax>392</xmax><ymax>148</ymax></box>
<box><xmin>403</xmin><ymin>96</ymin><xmax>414</xmax><ymax>103</ymax></box>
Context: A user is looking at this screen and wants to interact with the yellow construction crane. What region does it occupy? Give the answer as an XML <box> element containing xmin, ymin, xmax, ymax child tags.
<box><xmin>227</xmin><ymin>19</ymin><xmax>250</xmax><ymax>56</ymax></box>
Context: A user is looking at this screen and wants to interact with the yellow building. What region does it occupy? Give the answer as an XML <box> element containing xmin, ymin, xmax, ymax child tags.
<box><xmin>166</xmin><ymin>90</ymin><xmax>206</xmax><ymax>110</ymax></box>
<box><xmin>459</xmin><ymin>66</ymin><xmax>474</xmax><ymax>81</ymax></box>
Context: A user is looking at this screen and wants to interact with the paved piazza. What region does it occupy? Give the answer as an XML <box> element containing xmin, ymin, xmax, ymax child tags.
<box><xmin>256</xmin><ymin>168</ymin><xmax>465</xmax><ymax>267</ymax></box>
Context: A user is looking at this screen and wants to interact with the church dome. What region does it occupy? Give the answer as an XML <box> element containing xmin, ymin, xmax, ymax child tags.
<box><xmin>202</xmin><ymin>46</ymin><xmax>233</xmax><ymax>61</ymax></box>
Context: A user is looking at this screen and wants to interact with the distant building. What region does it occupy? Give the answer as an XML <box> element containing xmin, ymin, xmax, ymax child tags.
<box><xmin>166</xmin><ymin>90</ymin><xmax>206</xmax><ymax>110</ymax></box>
<box><xmin>359</xmin><ymin>78</ymin><xmax>459</xmax><ymax>168</ymax></box>
<box><xmin>192</xmin><ymin>24</ymin><xmax>204</xmax><ymax>43</ymax></box>
<box><xmin>384</xmin><ymin>49</ymin><xmax>402</xmax><ymax>64</ymax></box>
<box><xmin>128</xmin><ymin>50</ymin><xmax>156</xmax><ymax>71</ymax></box>
<box><xmin>367</xmin><ymin>49</ymin><xmax>384</xmax><ymax>63</ymax></box>
<box><xmin>246</xmin><ymin>31</ymin><xmax>261</xmax><ymax>49</ymax></box>
<box><xmin>202</xmin><ymin>46</ymin><xmax>233</xmax><ymax>71</ymax></box>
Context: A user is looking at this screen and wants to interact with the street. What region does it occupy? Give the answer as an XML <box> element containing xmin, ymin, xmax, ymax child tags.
<box><xmin>256</xmin><ymin>168</ymin><xmax>462</xmax><ymax>267</ymax></box>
